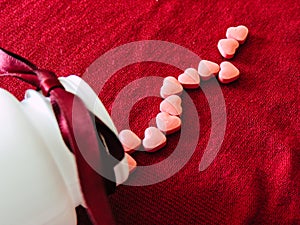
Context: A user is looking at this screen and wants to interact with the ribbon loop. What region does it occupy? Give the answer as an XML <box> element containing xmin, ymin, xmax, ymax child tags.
<box><xmin>35</xmin><ymin>69</ymin><xmax>64</xmax><ymax>96</ymax></box>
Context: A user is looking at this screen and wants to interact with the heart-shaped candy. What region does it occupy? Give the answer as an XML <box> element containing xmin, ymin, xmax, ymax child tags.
<box><xmin>119</xmin><ymin>129</ymin><xmax>141</xmax><ymax>153</ymax></box>
<box><xmin>217</xmin><ymin>38</ymin><xmax>239</xmax><ymax>59</ymax></box>
<box><xmin>160</xmin><ymin>76</ymin><xmax>183</xmax><ymax>99</ymax></box>
<box><xmin>156</xmin><ymin>112</ymin><xmax>181</xmax><ymax>135</ymax></box>
<box><xmin>125</xmin><ymin>153</ymin><xmax>137</xmax><ymax>173</ymax></box>
<box><xmin>160</xmin><ymin>95</ymin><xmax>182</xmax><ymax>116</ymax></box>
<box><xmin>198</xmin><ymin>60</ymin><xmax>220</xmax><ymax>81</ymax></box>
<box><xmin>218</xmin><ymin>61</ymin><xmax>240</xmax><ymax>84</ymax></box>
<box><xmin>226</xmin><ymin>25</ymin><xmax>248</xmax><ymax>44</ymax></box>
<box><xmin>178</xmin><ymin>68</ymin><xmax>200</xmax><ymax>89</ymax></box>
<box><xmin>142</xmin><ymin>127</ymin><xmax>167</xmax><ymax>152</ymax></box>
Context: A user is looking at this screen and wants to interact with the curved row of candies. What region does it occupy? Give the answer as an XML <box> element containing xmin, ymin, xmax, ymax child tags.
<box><xmin>121</xmin><ymin>25</ymin><xmax>249</xmax><ymax>172</ymax></box>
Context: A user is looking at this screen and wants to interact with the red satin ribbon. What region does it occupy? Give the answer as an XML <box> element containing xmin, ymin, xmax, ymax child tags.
<box><xmin>0</xmin><ymin>48</ymin><xmax>125</xmax><ymax>225</ymax></box>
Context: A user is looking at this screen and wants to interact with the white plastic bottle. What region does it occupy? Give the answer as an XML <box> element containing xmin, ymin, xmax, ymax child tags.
<box><xmin>0</xmin><ymin>76</ymin><xmax>129</xmax><ymax>225</ymax></box>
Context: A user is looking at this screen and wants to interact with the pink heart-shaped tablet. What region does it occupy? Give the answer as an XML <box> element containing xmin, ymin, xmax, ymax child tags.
<box><xmin>160</xmin><ymin>76</ymin><xmax>183</xmax><ymax>99</ymax></box>
<box><xmin>217</xmin><ymin>39</ymin><xmax>239</xmax><ymax>59</ymax></box>
<box><xmin>226</xmin><ymin>25</ymin><xmax>248</xmax><ymax>44</ymax></box>
<box><xmin>198</xmin><ymin>60</ymin><xmax>220</xmax><ymax>81</ymax></box>
<box><xmin>119</xmin><ymin>129</ymin><xmax>141</xmax><ymax>153</ymax></box>
<box><xmin>218</xmin><ymin>61</ymin><xmax>240</xmax><ymax>84</ymax></box>
<box><xmin>178</xmin><ymin>68</ymin><xmax>200</xmax><ymax>89</ymax></box>
<box><xmin>160</xmin><ymin>95</ymin><xmax>182</xmax><ymax>116</ymax></box>
<box><xmin>142</xmin><ymin>127</ymin><xmax>167</xmax><ymax>152</ymax></box>
<box><xmin>156</xmin><ymin>112</ymin><xmax>181</xmax><ymax>135</ymax></box>
<box><xmin>125</xmin><ymin>153</ymin><xmax>137</xmax><ymax>174</ymax></box>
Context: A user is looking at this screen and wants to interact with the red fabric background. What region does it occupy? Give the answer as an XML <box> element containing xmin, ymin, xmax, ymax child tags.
<box><xmin>0</xmin><ymin>0</ymin><xmax>299</xmax><ymax>224</ymax></box>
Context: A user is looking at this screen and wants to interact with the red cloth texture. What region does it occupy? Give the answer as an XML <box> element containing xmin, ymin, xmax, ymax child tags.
<box><xmin>0</xmin><ymin>0</ymin><xmax>299</xmax><ymax>225</ymax></box>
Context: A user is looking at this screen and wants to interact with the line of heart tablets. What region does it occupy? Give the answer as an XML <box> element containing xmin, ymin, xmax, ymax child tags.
<box><xmin>119</xmin><ymin>25</ymin><xmax>249</xmax><ymax>170</ymax></box>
